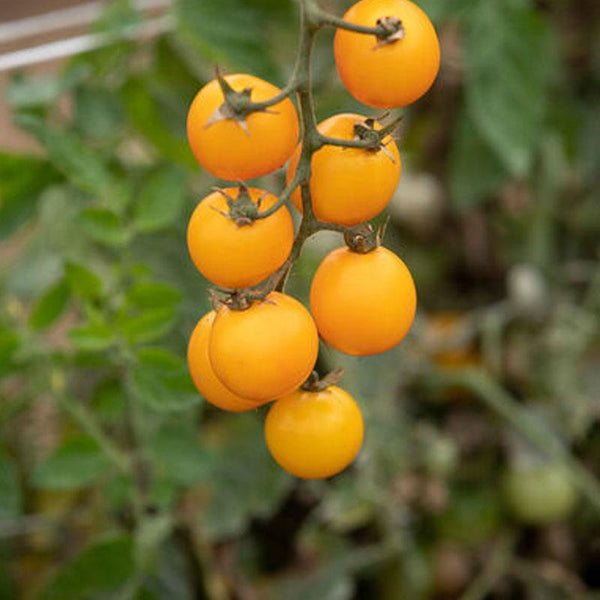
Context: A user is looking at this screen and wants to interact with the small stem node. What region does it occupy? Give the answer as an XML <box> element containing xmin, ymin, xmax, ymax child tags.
<box><xmin>301</xmin><ymin>368</ymin><xmax>345</xmax><ymax>391</ymax></box>
<box><xmin>344</xmin><ymin>224</ymin><xmax>379</xmax><ymax>253</ymax></box>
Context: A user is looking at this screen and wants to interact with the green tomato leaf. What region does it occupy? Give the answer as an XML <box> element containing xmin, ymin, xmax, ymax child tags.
<box><xmin>80</xmin><ymin>207</ymin><xmax>131</xmax><ymax>247</ymax></box>
<box><xmin>0</xmin><ymin>153</ymin><xmax>61</xmax><ymax>240</ymax></box>
<box><xmin>121</xmin><ymin>78</ymin><xmax>195</xmax><ymax>167</ymax></box>
<box><xmin>464</xmin><ymin>1</ymin><xmax>557</xmax><ymax>176</ymax></box>
<box><xmin>15</xmin><ymin>114</ymin><xmax>130</xmax><ymax>209</ymax></box>
<box><xmin>0</xmin><ymin>325</ymin><xmax>20</xmax><ymax>378</ymax></box>
<box><xmin>133</xmin><ymin>166</ymin><xmax>187</xmax><ymax>233</ymax></box>
<box><xmin>92</xmin><ymin>378</ymin><xmax>128</xmax><ymax>423</ymax></box>
<box><xmin>41</xmin><ymin>535</ymin><xmax>135</xmax><ymax>600</ymax></box>
<box><xmin>126</xmin><ymin>281</ymin><xmax>182</xmax><ymax>310</ymax></box>
<box><xmin>449</xmin><ymin>109</ymin><xmax>508</xmax><ymax>210</ymax></box>
<box><xmin>29</xmin><ymin>279</ymin><xmax>70</xmax><ymax>330</ymax></box>
<box><xmin>129</xmin><ymin>350</ymin><xmax>198</xmax><ymax>412</ymax></box>
<box><xmin>6</xmin><ymin>64</ymin><xmax>89</xmax><ymax>108</ymax></box>
<box><xmin>117</xmin><ymin>306</ymin><xmax>177</xmax><ymax>345</ymax></box>
<box><xmin>64</xmin><ymin>262</ymin><xmax>103</xmax><ymax>300</ymax></box>
<box><xmin>263</xmin><ymin>540</ymin><xmax>391</xmax><ymax>600</ymax></box>
<box><xmin>136</xmin><ymin>347</ymin><xmax>184</xmax><ymax>371</ymax></box>
<box><xmin>135</xmin><ymin>513</ymin><xmax>175</xmax><ymax>573</ymax></box>
<box><xmin>199</xmin><ymin>415</ymin><xmax>291</xmax><ymax>540</ymax></box>
<box><xmin>69</xmin><ymin>321</ymin><xmax>114</xmax><ymax>351</ymax></box>
<box><xmin>74</xmin><ymin>85</ymin><xmax>124</xmax><ymax>142</ymax></box>
<box><xmin>0</xmin><ymin>451</ymin><xmax>22</xmax><ymax>520</ymax></box>
<box><xmin>149</xmin><ymin>424</ymin><xmax>210</xmax><ymax>486</ymax></box>
<box><xmin>32</xmin><ymin>435</ymin><xmax>111</xmax><ymax>490</ymax></box>
<box><xmin>176</xmin><ymin>0</ymin><xmax>280</xmax><ymax>79</ymax></box>
<box><xmin>435</xmin><ymin>486</ymin><xmax>502</xmax><ymax>547</ymax></box>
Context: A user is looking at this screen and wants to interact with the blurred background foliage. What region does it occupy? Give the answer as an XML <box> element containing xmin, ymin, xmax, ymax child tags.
<box><xmin>1</xmin><ymin>0</ymin><xmax>600</xmax><ymax>598</ymax></box>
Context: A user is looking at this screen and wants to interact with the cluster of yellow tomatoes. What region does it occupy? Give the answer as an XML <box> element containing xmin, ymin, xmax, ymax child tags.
<box><xmin>185</xmin><ymin>0</ymin><xmax>439</xmax><ymax>479</ymax></box>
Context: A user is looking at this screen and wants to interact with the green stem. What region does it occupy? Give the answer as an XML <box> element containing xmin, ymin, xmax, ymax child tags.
<box><xmin>226</xmin><ymin>0</ymin><xmax>398</xmax><ymax>124</ymax></box>
<box><xmin>316</xmin><ymin>12</ymin><xmax>382</xmax><ymax>34</ymax></box>
<box><xmin>306</xmin><ymin>1</ymin><xmax>397</xmax><ymax>37</ymax></box>
<box><xmin>220</xmin><ymin>0</ymin><xmax>398</xmax><ymax>301</ymax></box>
<box><xmin>583</xmin><ymin>253</ymin><xmax>600</xmax><ymax>312</ymax></box>
<box><xmin>255</xmin><ymin>172</ymin><xmax>301</xmax><ymax>219</ymax></box>
<box><xmin>247</xmin><ymin>81</ymin><xmax>300</xmax><ymax>110</ymax></box>
<box><xmin>261</xmin><ymin>0</ymin><xmax>322</xmax><ymax>290</ymax></box>
<box><xmin>317</xmin><ymin>134</ymin><xmax>375</xmax><ymax>150</ymax></box>
<box><xmin>57</xmin><ymin>394</ymin><xmax>131</xmax><ymax>473</ymax></box>
<box><xmin>458</xmin><ymin>533</ymin><xmax>516</xmax><ymax>600</ymax></box>
<box><xmin>433</xmin><ymin>368</ymin><xmax>600</xmax><ymax>512</ymax></box>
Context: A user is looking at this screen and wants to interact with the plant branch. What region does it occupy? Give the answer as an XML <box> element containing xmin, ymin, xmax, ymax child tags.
<box><xmin>246</xmin><ymin>80</ymin><xmax>300</xmax><ymax>111</ymax></box>
<box><xmin>255</xmin><ymin>0</ymin><xmax>322</xmax><ymax>292</ymax></box>
<box><xmin>255</xmin><ymin>172</ymin><xmax>301</xmax><ymax>219</ymax></box>
<box><xmin>57</xmin><ymin>393</ymin><xmax>131</xmax><ymax>474</ymax></box>
<box><xmin>432</xmin><ymin>368</ymin><xmax>600</xmax><ymax>512</ymax></box>
<box><xmin>317</xmin><ymin>134</ymin><xmax>376</xmax><ymax>150</ymax></box>
<box><xmin>458</xmin><ymin>533</ymin><xmax>516</xmax><ymax>600</ymax></box>
<box><xmin>316</xmin><ymin>11</ymin><xmax>383</xmax><ymax>34</ymax></box>
<box><xmin>304</xmin><ymin>0</ymin><xmax>405</xmax><ymax>43</ymax></box>
<box><xmin>239</xmin><ymin>0</ymin><xmax>311</xmax><ymax>112</ymax></box>
<box><xmin>217</xmin><ymin>0</ymin><xmax>392</xmax><ymax>303</ymax></box>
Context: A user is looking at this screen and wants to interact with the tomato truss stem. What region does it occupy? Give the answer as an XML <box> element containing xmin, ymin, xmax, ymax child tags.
<box><xmin>306</xmin><ymin>0</ymin><xmax>404</xmax><ymax>42</ymax></box>
<box><xmin>301</xmin><ymin>368</ymin><xmax>345</xmax><ymax>391</ymax></box>
<box><xmin>212</xmin><ymin>0</ymin><xmax>400</xmax><ymax>307</ymax></box>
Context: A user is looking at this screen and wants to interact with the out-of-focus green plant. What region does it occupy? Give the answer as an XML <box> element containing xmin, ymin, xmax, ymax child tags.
<box><xmin>1</xmin><ymin>0</ymin><xmax>599</xmax><ymax>598</ymax></box>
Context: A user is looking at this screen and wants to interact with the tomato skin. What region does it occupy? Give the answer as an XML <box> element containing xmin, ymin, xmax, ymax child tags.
<box><xmin>265</xmin><ymin>386</ymin><xmax>364</xmax><ymax>479</ymax></box>
<box><xmin>209</xmin><ymin>292</ymin><xmax>319</xmax><ymax>402</ymax></box>
<box><xmin>187</xmin><ymin>312</ymin><xmax>261</xmax><ymax>412</ymax></box>
<box><xmin>334</xmin><ymin>0</ymin><xmax>440</xmax><ymax>108</ymax></box>
<box><xmin>286</xmin><ymin>113</ymin><xmax>400</xmax><ymax>226</ymax></box>
<box><xmin>186</xmin><ymin>187</ymin><xmax>294</xmax><ymax>289</ymax></box>
<box><xmin>187</xmin><ymin>74</ymin><xmax>299</xmax><ymax>180</ymax></box>
<box><xmin>502</xmin><ymin>463</ymin><xmax>577</xmax><ymax>525</ymax></box>
<box><xmin>310</xmin><ymin>246</ymin><xmax>416</xmax><ymax>355</ymax></box>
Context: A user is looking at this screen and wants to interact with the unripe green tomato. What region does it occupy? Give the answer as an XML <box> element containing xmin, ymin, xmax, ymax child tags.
<box><xmin>423</xmin><ymin>435</ymin><xmax>458</xmax><ymax>479</ymax></box>
<box><xmin>502</xmin><ymin>463</ymin><xmax>577</xmax><ymax>525</ymax></box>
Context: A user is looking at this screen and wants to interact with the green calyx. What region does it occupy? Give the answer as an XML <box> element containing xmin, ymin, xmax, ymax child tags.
<box><xmin>204</xmin><ymin>67</ymin><xmax>278</xmax><ymax>135</ymax></box>
<box><xmin>212</xmin><ymin>184</ymin><xmax>266</xmax><ymax>226</ymax></box>
<box><xmin>353</xmin><ymin>116</ymin><xmax>402</xmax><ymax>162</ymax></box>
<box><xmin>373</xmin><ymin>16</ymin><xmax>405</xmax><ymax>47</ymax></box>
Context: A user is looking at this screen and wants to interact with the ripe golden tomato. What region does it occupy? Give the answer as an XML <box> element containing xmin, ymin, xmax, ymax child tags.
<box><xmin>209</xmin><ymin>292</ymin><xmax>319</xmax><ymax>402</ymax></box>
<box><xmin>310</xmin><ymin>246</ymin><xmax>416</xmax><ymax>355</ymax></box>
<box><xmin>334</xmin><ymin>0</ymin><xmax>440</xmax><ymax>108</ymax></box>
<box><xmin>187</xmin><ymin>74</ymin><xmax>299</xmax><ymax>180</ymax></box>
<box><xmin>264</xmin><ymin>385</ymin><xmax>364</xmax><ymax>479</ymax></box>
<box><xmin>286</xmin><ymin>113</ymin><xmax>400</xmax><ymax>226</ymax></box>
<box><xmin>186</xmin><ymin>187</ymin><xmax>294</xmax><ymax>289</ymax></box>
<box><xmin>187</xmin><ymin>312</ymin><xmax>261</xmax><ymax>412</ymax></box>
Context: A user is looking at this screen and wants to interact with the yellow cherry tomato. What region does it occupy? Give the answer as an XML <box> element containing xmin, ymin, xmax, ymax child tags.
<box><xmin>265</xmin><ymin>385</ymin><xmax>364</xmax><ymax>479</ymax></box>
<box><xmin>187</xmin><ymin>74</ymin><xmax>299</xmax><ymax>180</ymax></box>
<box><xmin>186</xmin><ymin>187</ymin><xmax>294</xmax><ymax>289</ymax></box>
<box><xmin>209</xmin><ymin>292</ymin><xmax>319</xmax><ymax>402</ymax></box>
<box><xmin>310</xmin><ymin>246</ymin><xmax>416</xmax><ymax>355</ymax></box>
<box><xmin>334</xmin><ymin>0</ymin><xmax>440</xmax><ymax>108</ymax></box>
<box><xmin>286</xmin><ymin>113</ymin><xmax>401</xmax><ymax>226</ymax></box>
<box><xmin>187</xmin><ymin>312</ymin><xmax>261</xmax><ymax>412</ymax></box>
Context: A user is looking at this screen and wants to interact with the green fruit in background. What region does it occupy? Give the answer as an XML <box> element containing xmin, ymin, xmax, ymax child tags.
<box><xmin>502</xmin><ymin>462</ymin><xmax>577</xmax><ymax>525</ymax></box>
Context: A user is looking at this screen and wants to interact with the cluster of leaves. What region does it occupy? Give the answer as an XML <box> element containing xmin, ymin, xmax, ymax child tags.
<box><xmin>1</xmin><ymin>0</ymin><xmax>599</xmax><ymax>598</ymax></box>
